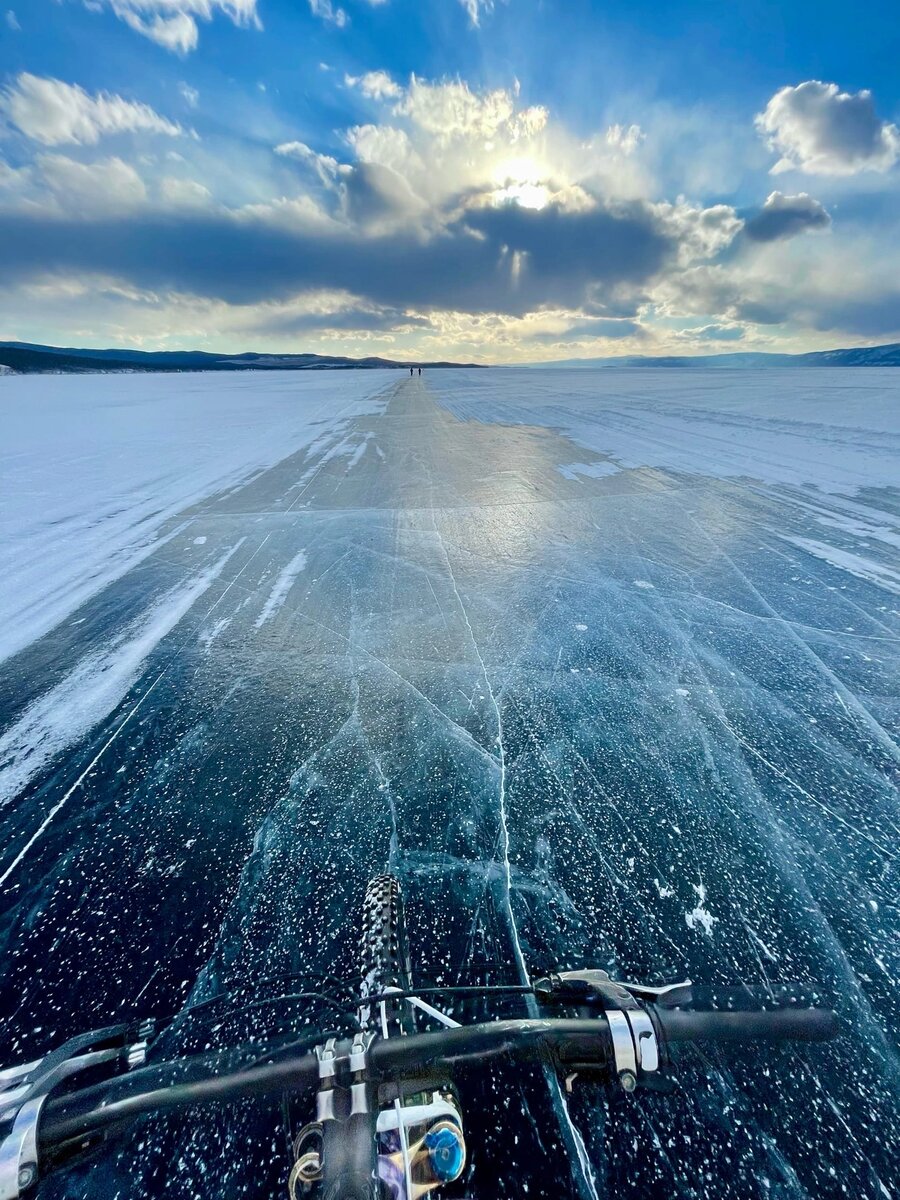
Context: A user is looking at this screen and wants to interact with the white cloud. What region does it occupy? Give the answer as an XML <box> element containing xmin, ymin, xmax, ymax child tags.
<box><xmin>159</xmin><ymin>175</ymin><xmax>212</xmax><ymax>207</ymax></box>
<box><xmin>178</xmin><ymin>82</ymin><xmax>200</xmax><ymax>108</ymax></box>
<box><xmin>344</xmin><ymin>124</ymin><xmax>420</xmax><ymax>175</ymax></box>
<box><xmin>396</xmin><ymin>76</ymin><xmax>547</xmax><ymax>142</ymax></box>
<box><xmin>308</xmin><ymin>0</ymin><xmax>347</xmax><ymax>27</ymax></box>
<box><xmin>38</xmin><ymin>154</ymin><xmax>147</xmax><ymax>213</ymax></box>
<box><xmin>345</xmin><ymin>70</ymin><xmax>402</xmax><ymax>101</ymax></box>
<box><xmin>5</xmin><ymin>10</ymin><xmax>20</xmax><ymax>30</ymax></box>
<box><xmin>460</xmin><ymin>0</ymin><xmax>492</xmax><ymax>27</ymax></box>
<box><xmin>605</xmin><ymin>123</ymin><xmax>645</xmax><ymax>155</ymax></box>
<box><xmin>1</xmin><ymin>74</ymin><xmax>182</xmax><ymax>146</ymax></box>
<box><xmin>87</xmin><ymin>1</ymin><xmax>261</xmax><ymax>55</ymax></box>
<box><xmin>275</xmin><ymin>140</ymin><xmax>341</xmax><ymax>185</ymax></box>
<box><xmin>756</xmin><ymin>81</ymin><xmax>900</xmax><ymax>175</ymax></box>
<box><xmin>658</xmin><ymin>200</ymin><xmax>744</xmax><ymax>264</ymax></box>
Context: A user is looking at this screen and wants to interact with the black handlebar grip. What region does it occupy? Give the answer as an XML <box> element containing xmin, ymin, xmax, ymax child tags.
<box><xmin>656</xmin><ymin>1007</ymin><xmax>839</xmax><ymax>1043</ymax></box>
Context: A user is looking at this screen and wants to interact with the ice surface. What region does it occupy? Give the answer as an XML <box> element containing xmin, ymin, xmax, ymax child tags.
<box><xmin>429</xmin><ymin>366</ymin><xmax>900</xmax><ymax>493</ymax></box>
<box><xmin>0</xmin><ymin>368</ymin><xmax>898</xmax><ymax>1200</ymax></box>
<box><xmin>0</xmin><ymin>370</ymin><xmax>392</xmax><ymax>663</ymax></box>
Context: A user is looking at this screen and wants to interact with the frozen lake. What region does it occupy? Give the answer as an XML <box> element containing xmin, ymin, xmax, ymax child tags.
<box><xmin>0</xmin><ymin>367</ymin><xmax>897</xmax><ymax>1199</ymax></box>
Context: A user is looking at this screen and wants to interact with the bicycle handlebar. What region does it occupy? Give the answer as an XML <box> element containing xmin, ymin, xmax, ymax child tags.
<box><xmin>37</xmin><ymin>1006</ymin><xmax>838</xmax><ymax>1155</ymax></box>
<box><xmin>655</xmin><ymin>1006</ymin><xmax>839</xmax><ymax>1043</ymax></box>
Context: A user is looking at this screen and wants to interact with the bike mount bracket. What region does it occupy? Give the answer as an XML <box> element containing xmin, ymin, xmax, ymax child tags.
<box><xmin>534</xmin><ymin>971</ymin><xmax>691</xmax><ymax>1093</ymax></box>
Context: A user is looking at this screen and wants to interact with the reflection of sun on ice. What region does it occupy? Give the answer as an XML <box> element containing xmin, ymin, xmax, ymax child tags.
<box><xmin>490</xmin><ymin>156</ymin><xmax>550</xmax><ymax>209</ymax></box>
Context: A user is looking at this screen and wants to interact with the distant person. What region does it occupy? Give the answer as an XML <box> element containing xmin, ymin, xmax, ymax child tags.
<box><xmin>418</xmin><ymin>367</ymin><xmax>422</xmax><ymax>376</ymax></box>
<box><xmin>410</xmin><ymin>366</ymin><xmax>414</xmax><ymax>377</ymax></box>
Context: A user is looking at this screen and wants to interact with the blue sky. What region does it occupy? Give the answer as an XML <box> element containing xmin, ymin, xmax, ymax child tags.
<box><xmin>0</xmin><ymin>0</ymin><xmax>898</xmax><ymax>361</ymax></box>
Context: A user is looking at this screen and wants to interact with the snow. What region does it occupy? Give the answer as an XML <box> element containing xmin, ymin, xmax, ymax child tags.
<box><xmin>254</xmin><ymin>548</ymin><xmax>308</xmax><ymax>627</ymax></box>
<box><xmin>430</xmin><ymin>366</ymin><xmax>900</xmax><ymax>495</ymax></box>
<box><xmin>0</xmin><ymin>540</ymin><xmax>243</xmax><ymax>806</ymax></box>
<box><xmin>779</xmin><ymin>535</ymin><xmax>900</xmax><ymax>594</ymax></box>
<box><xmin>0</xmin><ymin>369</ymin><xmax>393</xmax><ymax>664</ymax></box>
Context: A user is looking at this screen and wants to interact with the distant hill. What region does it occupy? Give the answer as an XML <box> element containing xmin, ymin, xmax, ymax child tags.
<box><xmin>0</xmin><ymin>342</ymin><xmax>483</xmax><ymax>375</ymax></box>
<box><xmin>527</xmin><ymin>342</ymin><xmax>900</xmax><ymax>368</ymax></box>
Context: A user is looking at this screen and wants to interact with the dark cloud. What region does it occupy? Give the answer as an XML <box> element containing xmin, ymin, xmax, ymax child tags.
<box><xmin>744</xmin><ymin>191</ymin><xmax>831</xmax><ymax>242</ymax></box>
<box><xmin>341</xmin><ymin>162</ymin><xmax>425</xmax><ymax>227</ymax></box>
<box><xmin>0</xmin><ymin>195</ymin><xmax>676</xmax><ymax>317</ymax></box>
<box><xmin>534</xmin><ymin>317</ymin><xmax>643</xmax><ymax>343</ymax></box>
<box><xmin>804</xmin><ymin>290</ymin><xmax>900</xmax><ymax>337</ymax></box>
<box><xmin>248</xmin><ymin>305</ymin><xmax>432</xmax><ymax>335</ymax></box>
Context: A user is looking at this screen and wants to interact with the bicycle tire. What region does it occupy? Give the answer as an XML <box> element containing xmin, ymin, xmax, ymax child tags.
<box><xmin>358</xmin><ymin>874</ymin><xmax>414</xmax><ymax>1033</ymax></box>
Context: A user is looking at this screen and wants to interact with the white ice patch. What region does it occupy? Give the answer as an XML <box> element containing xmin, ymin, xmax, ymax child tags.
<box><xmin>575</xmin><ymin>623</ymin><xmax>588</xmax><ymax>631</ymax></box>
<box><xmin>193</xmin><ymin>536</ymin><xmax>207</xmax><ymax>545</ymax></box>
<box><xmin>779</xmin><ymin>535</ymin><xmax>900</xmax><ymax>594</ymax></box>
<box><xmin>347</xmin><ymin>432</ymin><xmax>375</xmax><ymax>469</ymax></box>
<box><xmin>558</xmin><ymin>461</ymin><xmax>620</xmax><ymax>481</ymax></box>
<box><xmin>0</xmin><ymin>542</ymin><xmax>242</xmax><ymax>805</ymax></box>
<box><xmin>198</xmin><ymin>615</ymin><xmax>231</xmax><ymax>651</ymax></box>
<box><xmin>634</xmin><ymin>579</ymin><xmax>654</xmax><ymax>589</ymax></box>
<box><xmin>685</xmin><ymin>883</ymin><xmax>717</xmax><ymax>937</ymax></box>
<box><xmin>254</xmin><ymin>549</ymin><xmax>308</xmax><ymax>628</ymax></box>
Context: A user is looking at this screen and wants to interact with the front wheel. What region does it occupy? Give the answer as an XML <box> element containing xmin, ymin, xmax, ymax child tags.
<box><xmin>358</xmin><ymin>874</ymin><xmax>414</xmax><ymax>1033</ymax></box>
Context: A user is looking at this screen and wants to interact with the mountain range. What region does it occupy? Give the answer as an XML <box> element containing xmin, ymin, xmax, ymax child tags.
<box><xmin>1</xmin><ymin>340</ymin><xmax>899</xmax><ymax>374</ymax></box>
<box><xmin>527</xmin><ymin>343</ymin><xmax>900</xmax><ymax>368</ymax></box>
<box><xmin>0</xmin><ymin>342</ymin><xmax>482</xmax><ymax>374</ymax></box>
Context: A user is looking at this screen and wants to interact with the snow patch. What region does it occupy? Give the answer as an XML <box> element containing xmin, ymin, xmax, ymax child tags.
<box><xmin>779</xmin><ymin>535</ymin><xmax>900</xmax><ymax>594</ymax></box>
<box><xmin>255</xmin><ymin>549</ymin><xmax>308</xmax><ymax>628</ymax></box>
<box><xmin>0</xmin><ymin>542</ymin><xmax>242</xmax><ymax>805</ymax></box>
<box><xmin>0</xmin><ymin>371</ymin><xmax>391</xmax><ymax>663</ymax></box>
<box><xmin>685</xmin><ymin>883</ymin><xmax>717</xmax><ymax>937</ymax></box>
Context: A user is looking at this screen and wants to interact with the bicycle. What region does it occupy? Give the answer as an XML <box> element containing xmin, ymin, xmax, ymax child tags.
<box><xmin>0</xmin><ymin>873</ymin><xmax>838</xmax><ymax>1200</ymax></box>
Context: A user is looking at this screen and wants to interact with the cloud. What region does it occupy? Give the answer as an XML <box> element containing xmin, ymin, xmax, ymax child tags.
<box><xmin>460</xmin><ymin>0</ymin><xmax>493</xmax><ymax>27</ymax></box>
<box><xmin>756</xmin><ymin>81</ymin><xmax>900</xmax><ymax>175</ymax></box>
<box><xmin>178</xmin><ymin>82</ymin><xmax>200</xmax><ymax>109</ymax></box>
<box><xmin>345</xmin><ymin>70</ymin><xmax>403</xmax><ymax>101</ymax></box>
<box><xmin>605</xmin><ymin>124</ymin><xmax>644</xmax><ymax>155</ymax></box>
<box><xmin>86</xmin><ymin>1</ymin><xmax>261</xmax><ymax>55</ymax></box>
<box><xmin>675</xmin><ymin>322</ymin><xmax>747</xmax><ymax>342</ymax></box>
<box><xmin>0</xmin><ymin>186</ymin><xmax>704</xmax><ymax>319</ymax></box>
<box><xmin>38</xmin><ymin>154</ymin><xmax>147</xmax><ymax>213</ymax></box>
<box><xmin>396</xmin><ymin>75</ymin><xmax>548</xmax><ymax>142</ymax></box>
<box><xmin>341</xmin><ymin>161</ymin><xmax>426</xmax><ymax>228</ymax></box>
<box><xmin>5</xmin><ymin>10</ymin><xmax>19</xmax><ymax>30</ymax></box>
<box><xmin>249</xmin><ymin>302</ymin><xmax>432</xmax><ymax>337</ymax></box>
<box><xmin>534</xmin><ymin>316</ymin><xmax>644</xmax><ymax>343</ymax></box>
<box><xmin>1</xmin><ymin>74</ymin><xmax>182</xmax><ymax>146</ymax></box>
<box><xmin>308</xmin><ymin>0</ymin><xmax>348</xmax><ymax>27</ymax></box>
<box><xmin>744</xmin><ymin>191</ymin><xmax>831</xmax><ymax>242</ymax></box>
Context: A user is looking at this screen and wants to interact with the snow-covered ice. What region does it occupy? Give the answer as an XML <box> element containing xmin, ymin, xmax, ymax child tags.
<box><xmin>0</xmin><ymin>370</ymin><xmax>392</xmax><ymax>663</ymax></box>
<box><xmin>430</xmin><ymin>366</ymin><xmax>900</xmax><ymax>493</ymax></box>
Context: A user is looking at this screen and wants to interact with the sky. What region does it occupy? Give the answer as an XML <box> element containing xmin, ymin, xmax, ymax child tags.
<box><xmin>0</xmin><ymin>0</ymin><xmax>898</xmax><ymax>363</ymax></box>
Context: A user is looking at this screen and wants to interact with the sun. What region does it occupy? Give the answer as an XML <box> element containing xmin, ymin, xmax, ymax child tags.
<box><xmin>490</xmin><ymin>156</ymin><xmax>550</xmax><ymax>210</ymax></box>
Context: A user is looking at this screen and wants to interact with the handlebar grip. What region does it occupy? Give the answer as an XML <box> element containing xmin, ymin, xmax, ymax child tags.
<box><xmin>656</xmin><ymin>1007</ymin><xmax>839</xmax><ymax>1043</ymax></box>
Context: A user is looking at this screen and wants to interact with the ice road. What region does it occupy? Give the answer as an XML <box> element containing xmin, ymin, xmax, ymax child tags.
<box><xmin>0</xmin><ymin>367</ymin><xmax>897</xmax><ymax>1200</ymax></box>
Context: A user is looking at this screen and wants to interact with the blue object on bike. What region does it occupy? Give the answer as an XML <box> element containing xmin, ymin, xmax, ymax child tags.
<box><xmin>424</xmin><ymin>1123</ymin><xmax>465</xmax><ymax>1181</ymax></box>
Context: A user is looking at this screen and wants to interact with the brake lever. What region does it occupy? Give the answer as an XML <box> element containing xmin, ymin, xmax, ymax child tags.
<box><xmin>533</xmin><ymin>970</ymin><xmax>693</xmax><ymax>1009</ymax></box>
<box><xmin>0</xmin><ymin>1019</ymin><xmax>157</xmax><ymax>1199</ymax></box>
